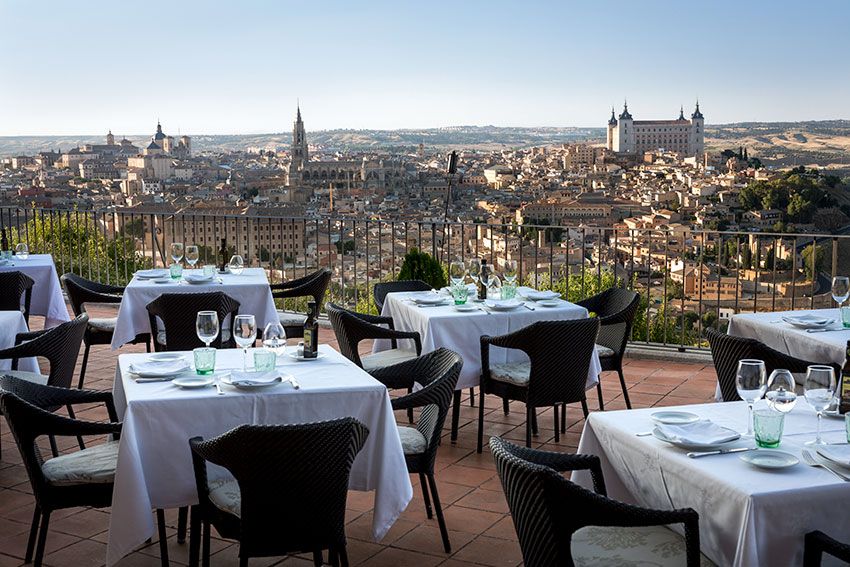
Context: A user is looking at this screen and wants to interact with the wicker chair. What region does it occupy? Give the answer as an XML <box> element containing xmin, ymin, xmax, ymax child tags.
<box><xmin>478</xmin><ymin>318</ymin><xmax>599</xmax><ymax>452</ymax></box>
<box><xmin>0</xmin><ymin>270</ymin><xmax>35</xmax><ymax>323</ymax></box>
<box><xmin>373</xmin><ymin>279</ymin><xmax>432</xmax><ymax>314</ymax></box>
<box><xmin>0</xmin><ymin>377</ymin><xmax>170</xmax><ymax>567</ymax></box>
<box><xmin>188</xmin><ymin>418</ymin><xmax>369</xmax><ymax>567</ymax></box>
<box><xmin>146</xmin><ymin>291</ymin><xmax>240</xmax><ymax>352</ymax></box>
<box><xmin>490</xmin><ymin>436</ymin><xmax>706</xmax><ymax>567</ymax></box>
<box><xmin>326</xmin><ymin>302</ymin><xmax>421</xmax><ymax>380</ymax></box>
<box><xmin>387</xmin><ymin>348</ymin><xmax>462</xmax><ymax>553</ymax></box>
<box><xmin>575</xmin><ymin>287</ymin><xmax>641</xmax><ymax>412</ymax></box>
<box><xmin>705</xmin><ymin>327</ymin><xmax>840</xmax><ymax>402</ymax></box>
<box><xmin>270</xmin><ymin>268</ymin><xmax>331</xmax><ymax>339</ymax></box>
<box><xmin>61</xmin><ymin>273</ymin><xmax>151</xmax><ymax>389</ymax></box>
<box><xmin>804</xmin><ymin>530</ymin><xmax>850</xmax><ymax>566</ymax></box>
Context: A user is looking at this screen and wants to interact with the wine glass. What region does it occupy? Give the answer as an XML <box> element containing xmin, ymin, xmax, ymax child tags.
<box><xmin>467</xmin><ymin>258</ymin><xmax>480</xmax><ymax>284</ymax></box>
<box><xmin>185</xmin><ymin>245</ymin><xmax>199</xmax><ymax>269</ymax></box>
<box><xmin>804</xmin><ymin>365</ymin><xmax>836</xmax><ymax>446</ymax></box>
<box><xmin>228</xmin><ymin>254</ymin><xmax>244</xmax><ymax>275</ymax></box>
<box><xmin>233</xmin><ymin>314</ymin><xmax>257</xmax><ymax>372</ymax></box>
<box><xmin>170</xmin><ymin>242</ymin><xmax>184</xmax><ymax>266</ymax></box>
<box><xmin>263</xmin><ymin>322</ymin><xmax>286</xmax><ymax>358</ymax></box>
<box><xmin>196</xmin><ymin>311</ymin><xmax>219</xmax><ymax>347</ymax></box>
<box><xmin>736</xmin><ymin>359</ymin><xmax>766</xmax><ymax>437</ymax></box>
<box><xmin>449</xmin><ymin>259</ymin><xmax>466</xmax><ymax>287</ymax></box>
<box><xmin>14</xmin><ymin>243</ymin><xmax>28</xmax><ymax>260</ymax></box>
<box><xmin>503</xmin><ymin>259</ymin><xmax>518</xmax><ymax>285</ymax></box>
<box><xmin>765</xmin><ymin>369</ymin><xmax>797</xmax><ymax>413</ymax></box>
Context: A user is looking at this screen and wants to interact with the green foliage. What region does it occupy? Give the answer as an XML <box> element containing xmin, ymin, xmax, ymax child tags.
<box><xmin>521</xmin><ymin>218</ymin><xmax>564</xmax><ymax>243</ymax></box>
<box><xmin>801</xmin><ymin>243</ymin><xmax>825</xmax><ymax>281</ymax></box>
<box><xmin>738</xmin><ymin>167</ymin><xmax>842</xmax><ymax>223</ymax></box>
<box><xmin>335</xmin><ymin>239</ymin><xmax>354</xmax><ymax>254</ymax></box>
<box><xmin>397</xmin><ymin>248</ymin><xmax>447</xmax><ymax>289</ymax></box>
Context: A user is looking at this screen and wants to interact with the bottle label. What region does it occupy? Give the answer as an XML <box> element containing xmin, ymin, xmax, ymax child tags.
<box><xmin>841</xmin><ymin>375</ymin><xmax>850</xmax><ymax>414</ymax></box>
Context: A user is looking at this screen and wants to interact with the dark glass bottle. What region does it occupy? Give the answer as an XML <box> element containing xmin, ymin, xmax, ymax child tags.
<box><xmin>840</xmin><ymin>340</ymin><xmax>850</xmax><ymax>414</ymax></box>
<box><xmin>478</xmin><ymin>258</ymin><xmax>489</xmax><ymax>300</ymax></box>
<box><xmin>1</xmin><ymin>228</ymin><xmax>8</xmax><ymax>252</ymax></box>
<box><xmin>218</xmin><ymin>238</ymin><xmax>227</xmax><ymax>273</ymax></box>
<box><xmin>302</xmin><ymin>301</ymin><xmax>319</xmax><ymax>358</ymax></box>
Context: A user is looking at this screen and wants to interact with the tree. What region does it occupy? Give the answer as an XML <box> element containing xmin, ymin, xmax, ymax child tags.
<box><xmin>397</xmin><ymin>248</ymin><xmax>447</xmax><ymax>289</ymax></box>
<box><xmin>335</xmin><ymin>239</ymin><xmax>355</xmax><ymax>254</ymax></box>
<box><xmin>801</xmin><ymin>243</ymin><xmax>825</xmax><ymax>281</ymax></box>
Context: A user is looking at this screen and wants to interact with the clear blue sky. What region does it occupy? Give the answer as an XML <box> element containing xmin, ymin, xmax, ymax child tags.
<box><xmin>0</xmin><ymin>0</ymin><xmax>847</xmax><ymax>135</ymax></box>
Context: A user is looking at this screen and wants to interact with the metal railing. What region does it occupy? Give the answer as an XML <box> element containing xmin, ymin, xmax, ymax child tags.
<box><xmin>0</xmin><ymin>206</ymin><xmax>844</xmax><ymax>352</ymax></box>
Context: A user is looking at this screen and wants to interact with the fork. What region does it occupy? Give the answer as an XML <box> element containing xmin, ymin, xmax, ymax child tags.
<box><xmin>801</xmin><ymin>449</ymin><xmax>850</xmax><ymax>481</ymax></box>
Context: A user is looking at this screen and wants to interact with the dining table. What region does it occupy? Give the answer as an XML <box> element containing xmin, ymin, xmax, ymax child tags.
<box><xmin>372</xmin><ymin>289</ymin><xmax>602</xmax><ymax>391</ymax></box>
<box><xmin>106</xmin><ymin>344</ymin><xmax>412</xmax><ymax>566</ymax></box>
<box><xmin>0</xmin><ymin>254</ymin><xmax>70</xmax><ymax>328</ymax></box>
<box><xmin>110</xmin><ymin>267</ymin><xmax>279</xmax><ymax>349</ymax></box>
<box><xmin>0</xmin><ymin>311</ymin><xmax>40</xmax><ymax>374</ymax></box>
<box><xmin>574</xmin><ymin>399</ymin><xmax>850</xmax><ymax>566</ymax></box>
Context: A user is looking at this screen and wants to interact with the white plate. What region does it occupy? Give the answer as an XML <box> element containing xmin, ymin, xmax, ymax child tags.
<box><xmin>740</xmin><ymin>449</ymin><xmax>799</xmax><ymax>469</ymax></box>
<box><xmin>221</xmin><ymin>375</ymin><xmax>283</xmax><ymax>389</ymax></box>
<box><xmin>135</xmin><ymin>269</ymin><xmax>169</xmax><ymax>279</ymax></box>
<box><xmin>152</xmin><ymin>278</ymin><xmax>174</xmax><ymax>284</ymax></box>
<box><xmin>453</xmin><ymin>304</ymin><xmax>478</xmax><ymax>312</ymax></box>
<box><xmin>287</xmin><ymin>352</ymin><xmax>326</xmax><ymax>362</ymax></box>
<box><xmin>413</xmin><ymin>295</ymin><xmax>447</xmax><ymax>305</ymax></box>
<box><xmin>148</xmin><ymin>353</ymin><xmax>185</xmax><ymax>363</ymax></box>
<box><xmin>129</xmin><ymin>364</ymin><xmax>191</xmax><ymax>378</ymax></box>
<box><xmin>172</xmin><ymin>376</ymin><xmax>215</xmax><ymax>389</ymax></box>
<box><xmin>485</xmin><ymin>299</ymin><xmax>524</xmax><ymax>311</ymax></box>
<box><xmin>816</xmin><ymin>445</ymin><xmax>850</xmax><ymax>469</ymax></box>
<box><xmin>651</xmin><ymin>411</ymin><xmax>700</xmax><ymax>425</ymax></box>
<box><xmin>538</xmin><ymin>300</ymin><xmax>561</xmax><ymax>308</ymax></box>
<box><xmin>782</xmin><ymin>315</ymin><xmax>834</xmax><ymax>329</ymax></box>
<box><xmin>652</xmin><ymin>426</ymin><xmax>741</xmax><ymax>451</ymax></box>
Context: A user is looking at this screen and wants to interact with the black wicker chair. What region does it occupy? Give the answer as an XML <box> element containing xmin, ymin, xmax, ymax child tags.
<box><xmin>705</xmin><ymin>327</ymin><xmax>841</xmax><ymax>402</ymax></box>
<box><xmin>0</xmin><ymin>377</ymin><xmax>170</xmax><ymax>567</ymax></box>
<box><xmin>270</xmin><ymin>268</ymin><xmax>331</xmax><ymax>339</ymax></box>
<box><xmin>478</xmin><ymin>318</ymin><xmax>599</xmax><ymax>452</ymax></box>
<box><xmin>387</xmin><ymin>348</ymin><xmax>462</xmax><ymax>553</ymax></box>
<box><xmin>490</xmin><ymin>436</ymin><xmax>705</xmax><ymax>567</ymax></box>
<box><xmin>146</xmin><ymin>291</ymin><xmax>240</xmax><ymax>352</ymax></box>
<box><xmin>188</xmin><ymin>418</ymin><xmax>369</xmax><ymax>567</ymax></box>
<box><xmin>0</xmin><ymin>270</ymin><xmax>35</xmax><ymax>324</ymax></box>
<box><xmin>804</xmin><ymin>530</ymin><xmax>850</xmax><ymax>566</ymax></box>
<box><xmin>61</xmin><ymin>273</ymin><xmax>151</xmax><ymax>389</ymax></box>
<box><xmin>575</xmin><ymin>287</ymin><xmax>640</xmax><ymax>413</ymax></box>
<box><xmin>373</xmin><ymin>279</ymin><xmax>432</xmax><ymax>314</ymax></box>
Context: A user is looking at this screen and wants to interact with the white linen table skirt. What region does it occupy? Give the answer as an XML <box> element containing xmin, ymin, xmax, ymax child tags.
<box><xmin>0</xmin><ymin>254</ymin><xmax>70</xmax><ymax>328</ymax></box>
<box><xmin>106</xmin><ymin>345</ymin><xmax>412</xmax><ymax>566</ymax></box>
<box><xmin>110</xmin><ymin>267</ymin><xmax>279</xmax><ymax>349</ymax></box>
<box><xmin>0</xmin><ymin>311</ymin><xmax>40</xmax><ymax>374</ymax></box>
<box><xmin>574</xmin><ymin>400</ymin><xmax>850</xmax><ymax>567</ymax></box>
<box><xmin>373</xmin><ymin>292</ymin><xmax>601</xmax><ymax>391</ymax></box>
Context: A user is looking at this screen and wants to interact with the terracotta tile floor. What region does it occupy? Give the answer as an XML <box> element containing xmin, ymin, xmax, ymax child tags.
<box><xmin>0</xmin><ymin>310</ymin><xmax>718</xmax><ymax>566</ymax></box>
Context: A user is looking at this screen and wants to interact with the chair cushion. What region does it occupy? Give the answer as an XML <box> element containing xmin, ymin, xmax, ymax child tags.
<box><xmin>573</xmin><ymin>525</ymin><xmax>715</xmax><ymax>566</ymax></box>
<box><xmin>1</xmin><ymin>370</ymin><xmax>47</xmax><ymax>386</ymax></box>
<box><xmin>277</xmin><ymin>310</ymin><xmax>307</xmax><ymax>328</ymax></box>
<box><xmin>41</xmin><ymin>441</ymin><xmax>119</xmax><ymax>486</ymax></box>
<box><xmin>489</xmin><ymin>362</ymin><xmax>530</xmax><ymax>387</ymax></box>
<box><xmin>88</xmin><ymin>317</ymin><xmax>117</xmax><ymax>332</ymax></box>
<box><xmin>208</xmin><ymin>477</ymin><xmax>241</xmax><ymax>518</ymax></box>
<box><xmin>596</xmin><ymin>344</ymin><xmax>615</xmax><ymax>358</ymax></box>
<box><xmin>360</xmin><ymin>349</ymin><xmax>418</xmax><ymax>372</ymax></box>
<box><xmin>397</xmin><ymin>425</ymin><xmax>427</xmax><ymax>455</ymax></box>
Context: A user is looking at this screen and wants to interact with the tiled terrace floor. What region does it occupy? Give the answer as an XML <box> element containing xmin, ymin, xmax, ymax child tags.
<box><xmin>0</xmin><ymin>311</ymin><xmax>718</xmax><ymax>567</ymax></box>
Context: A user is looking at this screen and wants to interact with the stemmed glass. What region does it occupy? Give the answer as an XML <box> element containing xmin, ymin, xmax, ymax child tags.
<box><xmin>832</xmin><ymin>276</ymin><xmax>849</xmax><ymax>308</ymax></box>
<box><xmin>185</xmin><ymin>245</ymin><xmax>199</xmax><ymax>270</ymax></box>
<box><xmin>467</xmin><ymin>258</ymin><xmax>480</xmax><ymax>284</ymax></box>
<box><xmin>503</xmin><ymin>260</ymin><xmax>518</xmax><ymax>286</ymax></box>
<box><xmin>233</xmin><ymin>314</ymin><xmax>256</xmax><ymax>372</ymax></box>
<box><xmin>196</xmin><ymin>311</ymin><xmax>219</xmax><ymax>347</ymax></box>
<box><xmin>736</xmin><ymin>359</ymin><xmax>766</xmax><ymax>437</ymax></box>
<box><xmin>14</xmin><ymin>243</ymin><xmax>28</xmax><ymax>260</ymax></box>
<box><xmin>804</xmin><ymin>365</ymin><xmax>836</xmax><ymax>446</ymax></box>
<box><xmin>263</xmin><ymin>322</ymin><xmax>286</xmax><ymax>358</ymax></box>
<box><xmin>449</xmin><ymin>260</ymin><xmax>466</xmax><ymax>287</ymax></box>
<box><xmin>229</xmin><ymin>254</ymin><xmax>244</xmax><ymax>275</ymax></box>
<box><xmin>766</xmin><ymin>369</ymin><xmax>797</xmax><ymax>413</ymax></box>
<box><xmin>170</xmin><ymin>242</ymin><xmax>184</xmax><ymax>266</ymax></box>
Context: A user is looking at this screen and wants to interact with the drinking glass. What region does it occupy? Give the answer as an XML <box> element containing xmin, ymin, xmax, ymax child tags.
<box><xmin>193</xmin><ymin>348</ymin><xmax>216</xmax><ymax>375</ymax></box>
<box><xmin>753</xmin><ymin>409</ymin><xmax>785</xmax><ymax>448</ymax></box>
<box><xmin>170</xmin><ymin>242</ymin><xmax>184</xmax><ymax>265</ymax></box>
<box><xmin>185</xmin><ymin>245</ymin><xmax>199</xmax><ymax>269</ymax></box>
<box><xmin>467</xmin><ymin>258</ymin><xmax>480</xmax><ymax>283</ymax></box>
<box><xmin>196</xmin><ymin>311</ymin><xmax>219</xmax><ymax>347</ymax></box>
<box><xmin>233</xmin><ymin>314</ymin><xmax>257</xmax><ymax>371</ymax></box>
<box><xmin>228</xmin><ymin>254</ymin><xmax>244</xmax><ymax>275</ymax></box>
<box><xmin>503</xmin><ymin>260</ymin><xmax>518</xmax><ymax>285</ymax></box>
<box><xmin>736</xmin><ymin>359</ymin><xmax>766</xmax><ymax>437</ymax></box>
<box><xmin>449</xmin><ymin>260</ymin><xmax>466</xmax><ymax>286</ymax></box>
<box><xmin>14</xmin><ymin>243</ymin><xmax>28</xmax><ymax>260</ymax></box>
<box><xmin>253</xmin><ymin>349</ymin><xmax>276</xmax><ymax>371</ymax></box>
<box><xmin>804</xmin><ymin>365</ymin><xmax>836</xmax><ymax>446</ymax></box>
<box><xmin>832</xmin><ymin>276</ymin><xmax>850</xmax><ymax>308</ymax></box>
<box><xmin>452</xmin><ymin>283</ymin><xmax>468</xmax><ymax>305</ymax></box>
<box><xmin>765</xmin><ymin>369</ymin><xmax>797</xmax><ymax>413</ymax></box>
<box><xmin>263</xmin><ymin>322</ymin><xmax>287</xmax><ymax>358</ymax></box>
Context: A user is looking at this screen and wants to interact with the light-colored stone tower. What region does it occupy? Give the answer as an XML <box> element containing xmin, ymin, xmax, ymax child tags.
<box><xmin>106</xmin><ymin>130</ymin><xmax>115</xmax><ymax>146</ymax></box>
<box><xmin>690</xmin><ymin>100</ymin><xmax>705</xmax><ymax>157</ymax></box>
<box><xmin>606</xmin><ymin>107</ymin><xmax>617</xmax><ymax>149</ymax></box>
<box><xmin>291</xmin><ymin>104</ymin><xmax>308</xmax><ymax>168</ymax></box>
<box><xmin>615</xmin><ymin>101</ymin><xmax>634</xmax><ymax>153</ymax></box>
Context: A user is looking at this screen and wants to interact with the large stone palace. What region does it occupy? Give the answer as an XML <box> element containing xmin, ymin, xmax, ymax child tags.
<box><xmin>606</xmin><ymin>101</ymin><xmax>704</xmax><ymax>157</ymax></box>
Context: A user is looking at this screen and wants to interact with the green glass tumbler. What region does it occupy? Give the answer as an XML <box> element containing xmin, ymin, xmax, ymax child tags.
<box><xmin>193</xmin><ymin>347</ymin><xmax>216</xmax><ymax>375</ymax></box>
<box><xmin>753</xmin><ymin>408</ymin><xmax>785</xmax><ymax>448</ymax></box>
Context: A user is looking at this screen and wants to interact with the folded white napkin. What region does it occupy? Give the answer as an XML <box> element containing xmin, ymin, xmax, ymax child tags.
<box><xmin>817</xmin><ymin>444</ymin><xmax>850</xmax><ymax>467</ymax></box>
<box><xmin>226</xmin><ymin>370</ymin><xmax>282</xmax><ymax>385</ymax></box>
<box><xmin>129</xmin><ymin>360</ymin><xmax>190</xmax><ymax>377</ymax></box>
<box><xmin>782</xmin><ymin>314</ymin><xmax>833</xmax><ymax>328</ymax></box>
<box><xmin>184</xmin><ymin>273</ymin><xmax>213</xmax><ymax>283</ymax></box>
<box><xmin>485</xmin><ymin>298</ymin><xmax>523</xmax><ymax>309</ymax></box>
<box><xmin>135</xmin><ymin>269</ymin><xmax>169</xmax><ymax>279</ymax></box>
<box><xmin>656</xmin><ymin>420</ymin><xmax>739</xmax><ymax>445</ymax></box>
<box><xmin>520</xmin><ymin>289</ymin><xmax>561</xmax><ymax>301</ymax></box>
<box><xmin>412</xmin><ymin>293</ymin><xmax>446</xmax><ymax>305</ymax></box>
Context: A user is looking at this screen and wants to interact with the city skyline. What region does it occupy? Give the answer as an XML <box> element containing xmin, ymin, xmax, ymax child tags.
<box><xmin>1</xmin><ymin>0</ymin><xmax>848</xmax><ymax>136</ymax></box>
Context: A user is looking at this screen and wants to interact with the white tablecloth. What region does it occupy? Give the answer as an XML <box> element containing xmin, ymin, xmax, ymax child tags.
<box><xmin>0</xmin><ymin>254</ymin><xmax>70</xmax><ymax>328</ymax></box>
<box><xmin>111</xmin><ymin>268</ymin><xmax>279</xmax><ymax>349</ymax></box>
<box><xmin>728</xmin><ymin>308</ymin><xmax>847</xmax><ymax>366</ymax></box>
<box><xmin>0</xmin><ymin>311</ymin><xmax>40</xmax><ymax>374</ymax></box>
<box><xmin>106</xmin><ymin>345</ymin><xmax>412</xmax><ymax>566</ymax></box>
<box><xmin>373</xmin><ymin>292</ymin><xmax>602</xmax><ymax>390</ymax></box>
<box><xmin>574</xmin><ymin>400</ymin><xmax>850</xmax><ymax>566</ymax></box>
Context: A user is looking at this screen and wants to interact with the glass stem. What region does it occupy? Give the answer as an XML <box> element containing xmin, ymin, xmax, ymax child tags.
<box><xmin>816</xmin><ymin>412</ymin><xmax>823</xmax><ymax>444</ymax></box>
<box><xmin>243</xmin><ymin>347</ymin><xmax>248</xmax><ymax>372</ymax></box>
<box><xmin>747</xmin><ymin>403</ymin><xmax>754</xmax><ymax>436</ymax></box>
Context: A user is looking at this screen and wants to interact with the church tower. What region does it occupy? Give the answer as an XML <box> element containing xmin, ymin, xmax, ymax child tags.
<box><xmin>291</xmin><ymin>104</ymin><xmax>308</xmax><ymax>168</ymax></box>
<box><xmin>106</xmin><ymin>130</ymin><xmax>115</xmax><ymax>146</ymax></box>
<box><xmin>606</xmin><ymin>107</ymin><xmax>617</xmax><ymax>150</ymax></box>
<box><xmin>615</xmin><ymin>101</ymin><xmax>634</xmax><ymax>153</ymax></box>
<box><xmin>690</xmin><ymin>100</ymin><xmax>705</xmax><ymax>157</ymax></box>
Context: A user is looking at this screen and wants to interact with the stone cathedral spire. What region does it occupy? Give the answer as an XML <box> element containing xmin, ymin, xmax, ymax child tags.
<box><xmin>291</xmin><ymin>103</ymin><xmax>308</xmax><ymax>168</ymax></box>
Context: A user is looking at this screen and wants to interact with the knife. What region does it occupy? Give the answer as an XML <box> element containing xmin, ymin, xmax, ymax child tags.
<box><xmin>687</xmin><ymin>446</ymin><xmax>756</xmax><ymax>458</ymax></box>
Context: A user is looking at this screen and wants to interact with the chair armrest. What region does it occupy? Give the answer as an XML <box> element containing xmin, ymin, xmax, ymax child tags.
<box><xmin>805</xmin><ymin>531</ymin><xmax>850</xmax><ymax>565</ymax></box>
<box><xmin>480</xmin><ymin>331</ymin><xmax>530</xmax><ymax>378</ymax></box>
<box><xmin>361</xmin><ymin>325</ymin><xmax>420</xmax><ymax>346</ymax></box>
<box><xmin>34</xmin><ymin>410</ymin><xmax>123</xmax><ymax>438</ymax></box>
<box><xmin>350</xmin><ymin>312</ymin><xmax>396</xmax><ymax>328</ymax></box>
<box><xmin>14</xmin><ymin>329</ymin><xmax>48</xmax><ymax>345</ymax></box>
<box><xmin>390</xmin><ymin>377</ymin><xmax>449</xmax><ymax>412</ymax></box>
<box><xmin>505</xmin><ymin>444</ymin><xmax>607</xmax><ymax>495</ymax></box>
